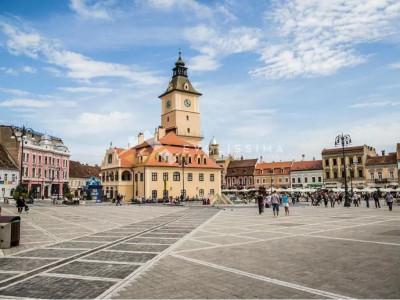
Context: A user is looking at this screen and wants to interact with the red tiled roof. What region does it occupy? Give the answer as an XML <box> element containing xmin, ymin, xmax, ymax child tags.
<box><xmin>365</xmin><ymin>153</ymin><xmax>397</xmax><ymax>166</ymax></box>
<box><xmin>136</xmin><ymin>132</ymin><xmax>221</xmax><ymax>169</ymax></box>
<box><xmin>322</xmin><ymin>146</ymin><xmax>364</xmax><ymax>154</ymax></box>
<box><xmin>118</xmin><ymin>149</ymin><xmax>136</xmax><ymax>168</ymax></box>
<box><xmin>397</xmin><ymin>143</ymin><xmax>400</xmax><ymax>160</ymax></box>
<box><xmin>254</xmin><ymin>161</ymin><xmax>292</xmax><ymax>176</ymax></box>
<box><xmin>0</xmin><ymin>144</ymin><xmax>18</xmax><ymax>170</ymax></box>
<box><xmin>291</xmin><ymin>160</ymin><xmax>323</xmax><ymax>172</ymax></box>
<box><xmin>226</xmin><ymin>159</ymin><xmax>257</xmax><ymax>177</ymax></box>
<box><xmin>69</xmin><ymin>161</ymin><xmax>100</xmax><ymax>178</ymax></box>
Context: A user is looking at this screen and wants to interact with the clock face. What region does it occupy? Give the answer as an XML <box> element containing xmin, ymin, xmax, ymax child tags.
<box><xmin>166</xmin><ymin>100</ymin><xmax>171</xmax><ymax>109</ymax></box>
<box><xmin>184</xmin><ymin>99</ymin><xmax>191</xmax><ymax>107</ymax></box>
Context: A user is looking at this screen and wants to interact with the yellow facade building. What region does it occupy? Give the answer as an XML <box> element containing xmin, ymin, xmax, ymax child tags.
<box><xmin>100</xmin><ymin>53</ymin><xmax>221</xmax><ymax>200</ymax></box>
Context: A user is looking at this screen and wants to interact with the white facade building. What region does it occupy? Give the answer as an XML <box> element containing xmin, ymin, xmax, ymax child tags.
<box><xmin>0</xmin><ymin>144</ymin><xmax>19</xmax><ymax>200</ymax></box>
<box><xmin>290</xmin><ymin>160</ymin><xmax>323</xmax><ymax>189</ymax></box>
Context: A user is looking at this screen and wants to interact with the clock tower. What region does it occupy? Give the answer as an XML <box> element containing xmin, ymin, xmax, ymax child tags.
<box><xmin>159</xmin><ymin>51</ymin><xmax>203</xmax><ymax>147</ymax></box>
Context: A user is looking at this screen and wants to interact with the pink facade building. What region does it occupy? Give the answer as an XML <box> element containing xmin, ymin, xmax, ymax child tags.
<box><xmin>15</xmin><ymin>128</ymin><xmax>70</xmax><ymax>198</ymax></box>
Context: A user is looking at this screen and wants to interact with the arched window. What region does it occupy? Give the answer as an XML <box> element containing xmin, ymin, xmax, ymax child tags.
<box><xmin>173</xmin><ymin>172</ymin><xmax>180</xmax><ymax>181</ymax></box>
<box><xmin>108</xmin><ymin>154</ymin><xmax>112</xmax><ymax>164</ymax></box>
<box><xmin>121</xmin><ymin>171</ymin><xmax>131</xmax><ymax>181</ymax></box>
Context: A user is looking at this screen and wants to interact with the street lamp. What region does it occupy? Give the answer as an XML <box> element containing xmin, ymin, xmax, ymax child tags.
<box><xmin>270</xmin><ymin>168</ymin><xmax>274</xmax><ymax>194</ymax></box>
<box><xmin>349</xmin><ymin>159</ymin><xmax>358</xmax><ymax>194</ymax></box>
<box><xmin>335</xmin><ymin>133</ymin><xmax>352</xmax><ymax>207</ymax></box>
<box><xmin>178</xmin><ymin>157</ymin><xmax>188</xmax><ymax>201</ymax></box>
<box><xmin>15</xmin><ymin>125</ymin><xmax>34</xmax><ymax>187</ymax></box>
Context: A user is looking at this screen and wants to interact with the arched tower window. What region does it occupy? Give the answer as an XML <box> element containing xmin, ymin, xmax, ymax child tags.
<box><xmin>108</xmin><ymin>154</ymin><xmax>112</xmax><ymax>164</ymax></box>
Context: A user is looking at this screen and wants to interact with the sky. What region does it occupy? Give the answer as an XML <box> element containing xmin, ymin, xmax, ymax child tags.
<box><xmin>0</xmin><ymin>0</ymin><xmax>399</xmax><ymax>165</ymax></box>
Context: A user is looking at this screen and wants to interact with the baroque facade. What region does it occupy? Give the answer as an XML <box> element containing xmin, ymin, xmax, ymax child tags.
<box><xmin>321</xmin><ymin>145</ymin><xmax>377</xmax><ymax>189</ymax></box>
<box><xmin>100</xmin><ymin>53</ymin><xmax>221</xmax><ymax>200</ymax></box>
<box><xmin>365</xmin><ymin>150</ymin><xmax>398</xmax><ymax>188</ymax></box>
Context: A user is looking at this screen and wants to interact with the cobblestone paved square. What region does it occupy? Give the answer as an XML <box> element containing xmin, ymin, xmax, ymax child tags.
<box><xmin>0</xmin><ymin>203</ymin><xmax>398</xmax><ymax>299</ymax></box>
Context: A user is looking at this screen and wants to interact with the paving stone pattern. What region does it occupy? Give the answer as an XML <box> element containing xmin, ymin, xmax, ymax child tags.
<box><xmin>0</xmin><ymin>204</ymin><xmax>217</xmax><ymax>298</ymax></box>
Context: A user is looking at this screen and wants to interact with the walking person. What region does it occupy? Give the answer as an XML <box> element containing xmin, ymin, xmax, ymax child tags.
<box><xmin>16</xmin><ymin>195</ymin><xmax>25</xmax><ymax>214</ymax></box>
<box><xmin>271</xmin><ymin>191</ymin><xmax>280</xmax><ymax>218</ymax></box>
<box><xmin>386</xmin><ymin>193</ymin><xmax>394</xmax><ymax>211</ymax></box>
<box><xmin>116</xmin><ymin>194</ymin><xmax>122</xmax><ymax>206</ymax></box>
<box><xmin>365</xmin><ymin>193</ymin><xmax>370</xmax><ymax>208</ymax></box>
<box><xmin>374</xmin><ymin>193</ymin><xmax>380</xmax><ymax>208</ymax></box>
<box><xmin>329</xmin><ymin>192</ymin><xmax>335</xmax><ymax>207</ymax></box>
<box><xmin>354</xmin><ymin>193</ymin><xmax>359</xmax><ymax>207</ymax></box>
<box><xmin>265</xmin><ymin>193</ymin><xmax>271</xmax><ymax>209</ymax></box>
<box><xmin>323</xmin><ymin>193</ymin><xmax>328</xmax><ymax>208</ymax></box>
<box><xmin>282</xmin><ymin>193</ymin><xmax>290</xmax><ymax>216</ymax></box>
<box><xmin>257</xmin><ymin>192</ymin><xmax>264</xmax><ymax>215</ymax></box>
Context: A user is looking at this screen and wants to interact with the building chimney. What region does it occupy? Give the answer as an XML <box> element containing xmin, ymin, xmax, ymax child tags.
<box><xmin>138</xmin><ymin>132</ymin><xmax>144</xmax><ymax>145</ymax></box>
<box><xmin>260</xmin><ymin>156</ymin><xmax>263</xmax><ymax>163</ymax></box>
<box><xmin>381</xmin><ymin>150</ymin><xmax>385</xmax><ymax>156</ymax></box>
<box><xmin>157</xmin><ymin>126</ymin><xmax>166</xmax><ymax>140</ymax></box>
<box><xmin>302</xmin><ymin>154</ymin><xmax>305</xmax><ymax>161</ymax></box>
<box><xmin>128</xmin><ymin>142</ymin><xmax>131</xmax><ymax>149</ymax></box>
<box><xmin>241</xmin><ymin>156</ymin><xmax>243</xmax><ymax>160</ymax></box>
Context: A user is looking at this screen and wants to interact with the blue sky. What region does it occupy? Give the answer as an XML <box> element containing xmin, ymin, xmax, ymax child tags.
<box><xmin>0</xmin><ymin>0</ymin><xmax>399</xmax><ymax>165</ymax></box>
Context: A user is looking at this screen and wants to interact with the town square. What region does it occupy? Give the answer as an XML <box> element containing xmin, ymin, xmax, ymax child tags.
<box><xmin>1</xmin><ymin>0</ymin><xmax>400</xmax><ymax>299</ymax></box>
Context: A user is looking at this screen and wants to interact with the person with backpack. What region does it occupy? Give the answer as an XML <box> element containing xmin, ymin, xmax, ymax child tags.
<box><xmin>16</xmin><ymin>195</ymin><xmax>25</xmax><ymax>214</ymax></box>
<box><xmin>374</xmin><ymin>192</ymin><xmax>380</xmax><ymax>208</ymax></box>
<box><xmin>386</xmin><ymin>193</ymin><xmax>394</xmax><ymax>211</ymax></box>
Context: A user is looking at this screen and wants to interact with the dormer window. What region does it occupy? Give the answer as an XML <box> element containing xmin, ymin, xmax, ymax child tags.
<box><xmin>281</xmin><ymin>169</ymin><xmax>284</xmax><ymax>173</ymax></box>
<box><xmin>197</xmin><ymin>157</ymin><xmax>201</xmax><ymax>164</ymax></box>
<box><xmin>184</xmin><ymin>83</ymin><xmax>189</xmax><ymax>90</ymax></box>
<box><xmin>158</xmin><ymin>155</ymin><xmax>162</xmax><ymax>162</ymax></box>
<box><xmin>165</xmin><ymin>155</ymin><xmax>169</xmax><ymax>163</ymax></box>
<box><xmin>188</xmin><ymin>156</ymin><xmax>192</xmax><ymax>164</ymax></box>
<box><xmin>176</xmin><ymin>156</ymin><xmax>179</xmax><ymax>163</ymax></box>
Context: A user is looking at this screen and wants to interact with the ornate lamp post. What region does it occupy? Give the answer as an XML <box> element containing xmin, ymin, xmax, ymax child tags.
<box><xmin>349</xmin><ymin>159</ymin><xmax>358</xmax><ymax>194</ymax></box>
<box><xmin>270</xmin><ymin>168</ymin><xmax>274</xmax><ymax>194</ymax></box>
<box><xmin>335</xmin><ymin>133</ymin><xmax>352</xmax><ymax>207</ymax></box>
<box><xmin>178</xmin><ymin>157</ymin><xmax>188</xmax><ymax>200</ymax></box>
<box><xmin>15</xmin><ymin>125</ymin><xmax>34</xmax><ymax>188</ymax></box>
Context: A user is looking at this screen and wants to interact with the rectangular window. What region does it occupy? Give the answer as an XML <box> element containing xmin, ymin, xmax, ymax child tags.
<box><xmin>370</xmin><ymin>172</ymin><xmax>374</xmax><ymax>180</ymax></box>
<box><xmin>38</xmin><ymin>168</ymin><xmax>42</xmax><ymax>178</ymax></box>
<box><xmin>188</xmin><ymin>156</ymin><xmax>192</xmax><ymax>164</ymax></box>
<box><xmin>140</xmin><ymin>173</ymin><xmax>144</xmax><ymax>181</ymax></box>
<box><xmin>210</xmin><ymin>174</ymin><xmax>214</xmax><ymax>181</ymax></box>
<box><xmin>4</xmin><ymin>174</ymin><xmax>8</xmax><ymax>181</ymax></box>
<box><xmin>325</xmin><ymin>159</ymin><xmax>329</xmax><ymax>166</ymax></box>
<box><xmin>285</xmin><ymin>177</ymin><xmax>288</xmax><ymax>183</ymax></box>
<box><xmin>26</xmin><ymin>154</ymin><xmax>29</xmax><ymax>162</ymax></box>
<box><xmin>33</xmin><ymin>155</ymin><xmax>36</xmax><ymax>163</ymax></box>
<box><xmin>210</xmin><ymin>189</ymin><xmax>215</xmax><ymax>195</ymax></box>
<box><xmin>152</xmin><ymin>172</ymin><xmax>157</xmax><ymax>181</ymax></box>
<box><xmin>45</xmin><ymin>170</ymin><xmax>47</xmax><ymax>178</ymax></box>
<box><xmin>305</xmin><ymin>177</ymin><xmax>308</xmax><ymax>183</ymax></box>
<box><xmin>390</xmin><ymin>171</ymin><xmax>394</xmax><ymax>180</ymax></box>
<box><xmin>312</xmin><ymin>177</ymin><xmax>315</xmax><ymax>183</ymax></box>
<box><xmin>39</xmin><ymin>156</ymin><xmax>41</xmax><ymax>164</ymax></box>
<box><xmin>134</xmin><ymin>173</ymin><xmax>138</xmax><ymax>182</ymax></box>
<box><xmin>349</xmin><ymin>158</ymin><xmax>353</xmax><ymax>165</ymax></box>
<box><xmin>262</xmin><ymin>178</ymin><xmax>266</xmax><ymax>184</ymax></box>
<box><xmin>378</xmin><ymin>172</ymin><xmax>382</xmax><ymax>180</ymax></box>
<box><xmin>318</xmin><ymin>177</ymin><xmax>322</xmax><ymax>182</ymax></box>
<box><xmin>333</xmin><ymin>158</ymin><xmax>337</xmax><ymax>166</ymax></box>
<box><xmin>341</xmin><ymin>158</ymin><xmax>344</xmax><ymax>165</ymax></box>
<box><xmin>357</xmin><ymin>157</ymin><xmax>362</xmax><ymax>164</ymax></box>
<box><xmin>197</xmin><ymin>158</ymin><xmax>201</xmax><ymax>164</ymax></box>
<box><xmin>292</xmin><ymin>178</ymin><xmax>295</xmax><ymax>183</ymax></box>
<box><xmin>256</xmin><ymin>179</ymin><xmax>260</xmax><ymax>184</ymax></box>
<box><xmin>52</xmin><ymin>158</ymin><xmax>55</xmax><ymax>165</ymax></box>
<box><xmin>297</xmin><ymin>178</ymin><xmax>301</xmax><ymax>183</ymax></box>
<box><xmin>334</xmin><ymin>172</ymin><xmax>338</xmax><ymax>179</ymax></box>
<box><xmin>188</xmin><ymin>173</ymin><xmax>193</xmax><ymax>181</ymax></box>
<box><xmin>163</xmin><ymin>172</ymin><xmax>168</xmax><ymax>181</ymax></box>
<box><xmin>278</xmin><ymin>178</ymin><xmax>282</xmax><ymax>183</ymax></box>
<box><xmin>326</xmin><ymin>171</ymin><xmax>330</xmax><ymax>179</ymax></box>
<box><xmin>187</xmin><ymin>128</ymin><xmax>190</xmax><ymax>133</ymax></box>
<box><xmin>32</xmin><ymin>168</ymin><xmax>36</xmax><ymax>178</ymax></box>
<box><xmin>350</xmin><ymin>171</ymin><xmax>354</xmax><ymax>178</ymax></box>
<box><xmin>57</xmin><ymin>159</ymin><xmax>60</xmax><ymax>167</ymax></box>
<box><xmin>12</xmin><ymin>174</ymin><xmax>16</xmax><ymax>181</ymax></box>
<box><xmin>271</xmin><ymin>179</ymin><xmax>274</xmax><ymax>183</ymax></box>
<box><xmin>341</xmin><ymin>171</ymin><xmax>345</xmax><ymax>178</ymax></box>
<box><xmin>358</xmin><ymin>170</ymin><xmax>363</xmax><ymax>178</ymax></box>
<box><xmin>204</xmin><ymin>158</ymin><xmax>207</xmax><ymax>164</ymax></box>
<box><xmin>199</xmin><ymin>173</ymin><xmax>204</xmax><ymax>181</ymax></box>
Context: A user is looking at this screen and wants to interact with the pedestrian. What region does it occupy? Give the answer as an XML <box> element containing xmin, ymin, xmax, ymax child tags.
<box><xmin>374</xmin><ymin>193</ymin><xmax>380</xmax><ymax>208</ymax></box>
<box><xmin>365</xmin><ymin>194</ymin><xmax>372</xmax><ymax>208</ymax></box>
<box><xmin>115</xmin><ymin>194</ymin><xmax>121</xmax><ymax>206</ymax></box>
<box><xmin>282</xmin><ymin>193</ymin><xmax>290</xmax><ymax>216</ymax></box>
<box><xmin>354</xmin><ymin>193</ymin><xmax>359</xmax><ymax>207</ymax></box>
<box><xmin>386</xmin><ymin>193</ymin><xmax>394</xmax><ymax>211</ymax></box>
<box><xmin>271</xmin><ymin>191</ymin><xmax>280</xmax><ymax>218</ymax></box>
<box><xmin>329</xmin><ymin>192</ymin><xmax>335</xmax><ymax>207</ymax></box>
<box><xmin>265</xmin><ymin>193</ymin><xmax>271</xmax><ymax>209</ymax></box>
<box><xmin>16</xmin><ymin>195</ymin><xmax>25</xmax><ymax>214</ymax></box>
<box><xmin>324</xmin><ymin>194</ymin><xmax>328</xmax><ymax>207</ymax></box>
<box><xmin>257</xmin><ymin>192</ymin><xmax>264</xmax><ymax>215</ymax></box>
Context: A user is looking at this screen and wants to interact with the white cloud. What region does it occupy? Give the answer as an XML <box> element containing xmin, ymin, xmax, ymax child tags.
<box><xmin>0</xmin><ymin>98</ymin><xmax>77</xmax><ymax>108</ymax></box>
<box><xmin>1</xmin><ymin>22</ymin><xmax>163</xmax><ymax>85</ymax></box>
<box><xmin>184</xmin><ymin>25</ymin><xmax>261</xmax><ymax>71</ymax></box>
<box><xmin>250</xmin><ymin>0</ymin><xmax>400</xmax><ymax>79</ymax></box>
<box><xmin>147</xmin><ymin>0</ymin><xmax>213</xmax><ymax>18</ymax></box>
<box><xmin>0</xmin><ymin>87</ymin><xmax>30</xmax><ymax>96</ymax></box>
<box><xmin>0</xmin><ymin>67</ymin><xmax>18</xmax><ymax>75</ymax></box>
<box><xmin>69</xmin><ymin>0</ymin><xmax>111</xmax><ymax>20</ymax></box>
<box><xmin>22</xmin><ymin>66</ymin><xmax>37</xmax><ymax>73</ymax></box>
<box><xmin>59</xmin><ymin>86</ymin><xmax>113</xmax><ymax>93</ymax></box>
<box><xmin>389</xmin><ymin>61</ymin><xmax>400</xmax><ymax>69</ymax></box>
<box><xmin>43</xmin><ymin>67</ymin><xmax>62</xmax><ymax>77</ymax></box>
<box><xmin>77</xmin><ymin>111</ymin><xmax>133</xmax><ymax>132</ymax></box>
<box><xmin>350</xmin><ymin>101</ymin><xmax>400</xmax><ymax>108</ymax></box>
<box><xmin>0</xmin><ymin>98</ymin><xmax>51</xmax><ymax>108</ymax></box>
